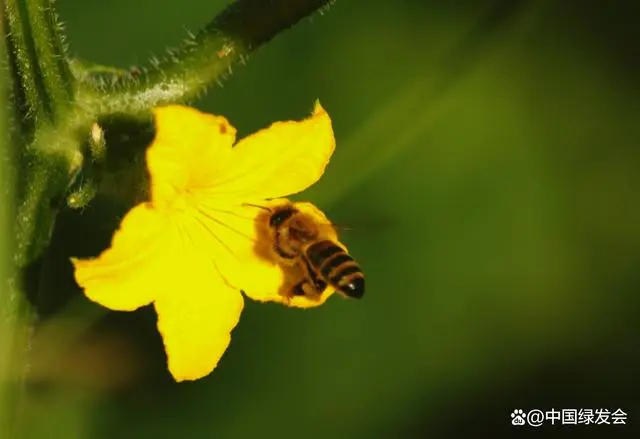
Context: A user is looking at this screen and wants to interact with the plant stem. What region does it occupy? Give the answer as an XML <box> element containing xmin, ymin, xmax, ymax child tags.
<box><xmin>1</xmin><ymin>1</ymin><xmax>77</xmax><ymax>436</ymax></box>
<box><xmin>4</xmin><ymin>0</ymin><xmax>50</xmax><ymax>123</ymax></box>
<box><xmin>0</xmin><ymin>10</ymin><xmax>36</xmax><ymax>438</ymax></box>
<box><xmin>4</xmin><ymin>0</ymin><xmax>73</xmax><ymax>127</ymax></box>
<box><xmin>25</xmin><ymin>0</ymin><xmax>73</xmax><ymax>117</ymax></box>
<box><xmin>2</xmin><ymin>0</ymin><xmax>79</xmax><ymax>265</ymax></box>
<box><xmin>76</xmin><ymin>0</ymin><xmax>334</xmax><ymax>116</ymax></box>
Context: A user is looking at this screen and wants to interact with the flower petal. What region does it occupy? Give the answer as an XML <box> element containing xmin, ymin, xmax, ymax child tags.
<box><xmin>71</xmin><ymin>204</ymin><xmax>169</xmax><ymax>311</ymax></box>
<box><xmin>154</xmin><ymin>274</ymin><xmax>244</xmax><ymax>382</ymax></box>
<box><xmin>131</xmin><ymin>209</ymin><xmax>243</xmax><ymax>381</ymax></box>
<box><xmin>149</xmin><ymin>105</ymin><xmax>237</xmax><ymax>208</ymax></box>
<box><xmin>203</xmin><ymin>101</ymin><xmax>335</xmax><ymax>201</ymax></box>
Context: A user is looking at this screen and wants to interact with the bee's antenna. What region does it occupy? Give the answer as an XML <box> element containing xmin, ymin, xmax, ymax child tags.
<box><xmin>242</xmin><ymin>202</ymin><xmax>272</xmax><ymax>212</ymax></box>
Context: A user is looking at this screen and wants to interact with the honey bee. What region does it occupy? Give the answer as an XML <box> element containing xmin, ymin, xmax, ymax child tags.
<box><xmin>253</xmin><ymin>201</ymin><xmax>365</xmax><ymax>301</ymax></box>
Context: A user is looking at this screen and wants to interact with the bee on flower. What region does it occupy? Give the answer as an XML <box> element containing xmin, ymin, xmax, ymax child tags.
<box><xmin>71</xmin><ymin>101</ymin><xmax>364</xmax><ymax>382</ymax></box>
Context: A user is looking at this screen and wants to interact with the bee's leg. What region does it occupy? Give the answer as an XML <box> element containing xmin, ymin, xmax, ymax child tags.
<box><xmin>274</xmin><ymin>231</ymin><xmax>297</xmax><ymax>262</ymax></box>
<box><xmin>291</xmin><ymin>280</ymin><xmax>308</xmax><ymax>296</ymax></box>
<box><xmin>312</xmin><ymin>277</ymin><xmax>328</xmax><ymax>292</ymax></box>
<box><xmin>288</xmin><ymin>279</ymin><xmax>324</xmax><ymax>301</ymax></box>
<box><xmin>303</xmin><ymin>259</ymin><xmax>328</xmax><ymax>298</ymax></box>
<box><xmin>275</xmin><ymin>245</ymin><xmax>296</xmax><ymax>261</ymax></box>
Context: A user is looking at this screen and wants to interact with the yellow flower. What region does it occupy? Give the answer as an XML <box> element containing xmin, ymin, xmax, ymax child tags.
<box><xmin>71</xmin><ymin>102</ymin><xmax>342</xmax><ymax>382</ymax></box>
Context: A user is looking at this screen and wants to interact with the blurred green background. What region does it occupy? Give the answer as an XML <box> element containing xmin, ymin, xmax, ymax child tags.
<box><xmin>19</xmin><ymin>0</ymin><xmax>640</xmax><ymax>437</ymax></box>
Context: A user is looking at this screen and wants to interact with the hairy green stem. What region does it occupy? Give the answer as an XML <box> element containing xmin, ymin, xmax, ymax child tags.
<box><xmin>76</xmin><ymin>0</ymin><xmax>334</xmax><ymax>116</ymax></box>
<box><xmin>4</xmin><ymin>0</ymin><xmax>49</xmax><ymax>121</ymax></box>
<box><xmin>15</xmin><ymin>146</ymin><xmax>79</xmax><ymax>267</ymax></box>
<box><xmin>2</xmin><ymin>1</ymin><xmax>75</xmax><ymax>436</ymax></box>
<box><xmin>4</xmin><ymin>0</ymin><xmax>79</xmax><ymax>265</ymax></box>
<box><xmin>4</xmin><ymin>0</ymin><xmax>73</xmax><ymax>127</ymax></box>
<box><xmin>25</xmin><ymin>0</ymin><xmax>73</xmax><ymax>116</ymax></box>
<box><xmin>0</xmin><ymin>11</ymin><xmax>36</xmax><ymax>438</ymax></box>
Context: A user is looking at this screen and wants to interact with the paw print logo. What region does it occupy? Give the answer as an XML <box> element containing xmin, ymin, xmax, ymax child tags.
<box><xmin>511</xmin><ymin>409</ymin><xmax>526</xmax><ymax>426</ymax></box>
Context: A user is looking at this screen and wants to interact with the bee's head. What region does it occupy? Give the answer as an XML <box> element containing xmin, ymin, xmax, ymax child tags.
<box><xmin>268</xmin><ymin>206</ymin><xmax>297</xmax><ymax>228</ymax></box>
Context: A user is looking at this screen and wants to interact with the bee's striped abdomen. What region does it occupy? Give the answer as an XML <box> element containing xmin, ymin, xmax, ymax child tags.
<box><xmin>305</xmin><ymin>240</ymin><xmax>365</xmax><ymax>299</ymax></box>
